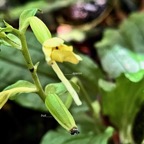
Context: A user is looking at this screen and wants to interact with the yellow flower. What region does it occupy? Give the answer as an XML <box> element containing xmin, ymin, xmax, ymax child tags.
<box><xmin>42</xmin><ymin>37</ymin><xmax>82</xmax><ymax>64</ymax></box>
<box><xmin>42</xmin><ymin>37</ymin><xmax>82</xmax><ymax>106</ymax></box>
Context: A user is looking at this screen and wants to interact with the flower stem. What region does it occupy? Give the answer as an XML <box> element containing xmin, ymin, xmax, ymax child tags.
<box><xmin>50</xmin><ymin>61</ymin><xmax>82</xmax><ymax>106</ymax></box>
<box><xmin>18</xmin><ymin>31</ymin><xmax>46</xmax><ymax>101</ymax></box>
<box><xmin>72</xmin><ymin>77</ymin><xmax>105</xmax><ymax>132</ymax></box>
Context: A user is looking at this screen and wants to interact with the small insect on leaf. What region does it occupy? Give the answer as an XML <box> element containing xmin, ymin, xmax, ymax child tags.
<box><xmin>70</xmin><ymin>127</ymin><xmax>80</xmax><ymax>135</ymax></box>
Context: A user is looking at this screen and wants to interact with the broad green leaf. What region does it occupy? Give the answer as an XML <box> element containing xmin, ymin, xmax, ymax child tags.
<box><xmin>40</xmin><ymin>126</ymin><xmax>113</xmax><ymax>144</ymax></box>
<box><xmin>0</xmin><ymin>80</ymin><xmax>37</xmax><ymax>109</ymax></box>
<box><xmin>19</xmin><ymin>8</ymin><xmax>39</xmax><ymax>32</ymax></box>
<box><xmin>100</xmin><ymin>75</ymin><xmax>144</xmax><ymax>141</ymax></box>
<box><xmin>96</xmin><ymin>44</ymin><xmax>144</xmax><ymax>82</ymax></box>
<box><xmin>95</xmin><ymin>12</ymin><xmax>144</xmax><ymax>81</ymax></box>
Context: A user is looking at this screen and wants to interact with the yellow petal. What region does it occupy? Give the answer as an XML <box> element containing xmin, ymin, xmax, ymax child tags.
<box><xmin>58</xmin><ymin>44</ymin><xmax>73</xmax><ymax>51</ymax></box>
<box><xmin>43</xmin><ymin>37</ymin><xmax>64</xmax><ymax>48</ymax></box>
<box><xmin>51</xmin><ymin>50</ymin><xmax>80</xmax><ymax>64</ymax></box>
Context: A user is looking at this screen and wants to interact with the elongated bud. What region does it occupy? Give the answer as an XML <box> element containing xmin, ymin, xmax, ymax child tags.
<box><xmin>45</xmin><ymin>93</ymin><xmax>79</xmax><ymax>135</ymax></box>
<box><xmin>29</xmin><ymin>16</ymin><xmax>51</xmax><ymax>44</ymax></box>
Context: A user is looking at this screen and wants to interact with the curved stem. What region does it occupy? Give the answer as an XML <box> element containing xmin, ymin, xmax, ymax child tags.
<box><xmin>17</xmin><ymin>31</ymin><xmax>46</xmax><ymax>101</ymax></box>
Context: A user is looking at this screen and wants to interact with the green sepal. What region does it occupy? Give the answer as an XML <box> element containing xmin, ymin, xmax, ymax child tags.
<box><xmin>45</xmin><ymin>93</ymin><xmax>78</xmax><ymax>133</ymax></box>
<box><xmin>0</xmin><ymin>80</ymin><xmax>37</xmax><ymax>109</ymax></box>
<box><xmin>45</xmin><ymin>81</ymin><xmax>80</xmax><ymax>108</ymax></box>
<box><xmin>19</xmin><ymin>8</ymin><xmax>39</xmax><ymax>32</ymax></box>
<box><xmin>29</xmin><ymin>16</ymin><xmax>51</xmax><ymax>44</ymax></box>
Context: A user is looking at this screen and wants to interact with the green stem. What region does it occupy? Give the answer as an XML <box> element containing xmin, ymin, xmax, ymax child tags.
<box><xmin>73</xmin><ymin>77</ymin><xmax>105</xmax><ymax>132</ymax></box>
<box><xmin>76</xmin><ymin>78</ymin><xmax>94</xmax><ymax>113</ymax></box>
<box><xmin>17</xmin><ymin>30</ymin><xmax>46</xmax><ymax>101</ymax></box>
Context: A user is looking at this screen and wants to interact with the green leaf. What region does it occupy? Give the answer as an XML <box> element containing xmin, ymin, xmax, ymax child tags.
<box><xmin>40</xmin><ymin>126</ymin><xmax>113</xmax><ymax>144</ymax></box>
<box><xmin>87</xmin><ymin>127</ymin><xmax>114</xmax><ymax>144</ymax></box>
<box><xmin>4</xmin><ymin>80</ymin><xmax>46</xmax><ymax>111</ymax></box>
<box><xmin>95</xmin><ymin>12</ymin><xmax>144</xmax><ymax>81</ymax></box>
<box><xmin>4</xmin><ymin>80</ymin><xmax>36</xmax><ymax>90</ymax></box>
<box><xmin>96</xmin><ymin>44</ymin><xmax>144</xmax><ymax>82</ymax></box>
<box><xmin>19</xmin><ymin>8</ymin><xmax>39</xmax><ymax>32</ymax></box>
<box><xmin>100</xmin><ymin>75</ymin><xmax>144</xmax><ymax>142</ymax></box>
<box><xmin>0</xmin><ymin>80</ymin><xmax>37</xmax><ymax>109</ymax></box>
<box><xmin>124</xmin><ymin>70</ymin><xmax>144</xmax><ymax>82</ymax></box>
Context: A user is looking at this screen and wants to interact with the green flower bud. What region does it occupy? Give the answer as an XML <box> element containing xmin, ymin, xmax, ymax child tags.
<box><xmin>45</xmin><ymin>93</ymin><xmax>79</xmax><ymax>135</ymax></box>
<box><xmin>29</xmin><ymin>16</ymin><xmax>51</xmax><ymax>44</ymax></box>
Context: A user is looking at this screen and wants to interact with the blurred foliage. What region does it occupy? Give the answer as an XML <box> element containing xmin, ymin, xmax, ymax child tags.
<box><xmin>40</xmin><ymin>126</ymin><xmax>113</xmax><ymax>144</ymax></box>
<box><xmin>95</xmin><ymin>10</ymin><xmax>144</xmax><ymax>144</ymax></box>
<box><xmin>99</xmin><ymin>75</ymin><xmax>144</xmax><ymax>143</ymax></box>
<box><xmin>1</xmin><ymin>0</ymin><xmax>144</xmax><ymax>144</ymax></box>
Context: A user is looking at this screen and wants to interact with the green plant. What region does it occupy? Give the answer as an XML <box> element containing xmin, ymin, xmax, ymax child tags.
<box><xmin>0</xmin><ymin>8</ymin><xmax>113</xmax><ymax>144</ymax></box>
<box><xmin>0</xmin><ymin>8</ymin><xmax>82</xmax><ymax>134</ymax></box>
